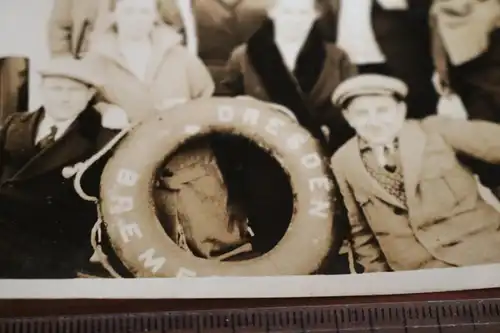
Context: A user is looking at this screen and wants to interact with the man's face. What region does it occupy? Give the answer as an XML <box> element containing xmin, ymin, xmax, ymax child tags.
<box><xmin>40</xmin><ymin>76</ymin><xmax>94</xmax><ymax>121</ymax></box>
<box><xmin>269</xmin><ymin>0</ymin><xmax>319</xmax><ymax>41</ymax></box>
<box><xmin>343</xmin><ymin>95</ymin><xmax>407</xmax><ymax>145</ymax></box>
<box><xmin>115</xmin><ymin>0</ymin><xmax>157</xmax><ymax>40</ymax></box>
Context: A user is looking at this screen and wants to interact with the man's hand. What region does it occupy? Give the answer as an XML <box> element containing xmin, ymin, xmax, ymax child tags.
<box><xmin>432</xmin><ymin>71</ymin><xmax>451</xmax><ymax>96</ymax></box>
<box><xmin>437</xmin><ymin>94</ymin><xmax>469</xmax><ymax>120</ymax></box>
<box><xmin>102</xmin><ymin>105</ymin><xmax>130</xmax><ymax>129</ymax></box>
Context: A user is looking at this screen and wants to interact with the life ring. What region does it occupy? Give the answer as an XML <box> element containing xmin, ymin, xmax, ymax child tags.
<box><xmin>99</xmin><ymin>97</ymin><xmax>338</xmax><ymax>277</ymax></box>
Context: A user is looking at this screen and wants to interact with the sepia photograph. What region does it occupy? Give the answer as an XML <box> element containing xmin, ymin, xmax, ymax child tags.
<box><xmin>0</xmin><ymin>0</ymin><xmax>500</xmax><ymax>299</ymax></box>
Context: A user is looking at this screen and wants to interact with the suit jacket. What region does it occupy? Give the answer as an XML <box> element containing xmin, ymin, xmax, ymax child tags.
<box><xmin>318</xmin><ymin>0</ymin><xmax>437</xmax><ymax>118</ymax></box>
<box><xmin>0</xmin><ymin>106</ymin><xmax>118</xmax><ymax>278</ymax></box>
<box><xmin>331</xmin><ymin>116</ymin><xmax>500</xmax><ymax>272</ymax></box>
<box><xmin>47</xmin><ymin>0</ymin><xmax>184</xmax><ymax>58</ymax></box>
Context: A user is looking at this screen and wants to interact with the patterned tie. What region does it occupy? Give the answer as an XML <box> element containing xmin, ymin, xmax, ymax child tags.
<box><xmin>360</xmin><ymin>140</ymin><xmax>407</xmax><ymax>205</ymax></box>
<box><xmin>36</xmin><ymin>125</ymin><xmax>58</xmax><ymax>150</ymax></box>
<box><xmin>383</xmin><ymin>145</ymin><xmax>397</xmax><ymax>173</ymax></box>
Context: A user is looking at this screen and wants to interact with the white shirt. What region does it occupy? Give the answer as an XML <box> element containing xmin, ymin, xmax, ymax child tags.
<box><xmin>275</xmin><ymin>39</ymin><xmax>304</xmax><ymax>72</ymax></box>
<box><xmin>336</xmin><ymin>0</ymin><xmax>386</xmax><ymax>65</ymax></box>
<box><xmin>34</xmin><ymin>114</ymin><xmax>77</xmax><ymax>144</ymax></box>
<box><xmin>119</xmin><ymin>41</ymin><xmax>152</xmax><ymax>81</ymax></box>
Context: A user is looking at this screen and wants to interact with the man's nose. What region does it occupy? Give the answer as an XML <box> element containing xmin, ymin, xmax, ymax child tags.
<box><xmin>59</xmin><ymin>91</ymin><xmax>72</xmax><ymax>102</ymax></box>
<box><xmin>366</xmin><ymin>109</ymin><xmax>379</xmax><ymax>124</ymax></box>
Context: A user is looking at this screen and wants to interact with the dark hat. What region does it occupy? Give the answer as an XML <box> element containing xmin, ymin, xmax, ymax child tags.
<box><xmin>331</xmin><ymin>74</ymin><xmax>408</xmax><ymax>107</ymax></box>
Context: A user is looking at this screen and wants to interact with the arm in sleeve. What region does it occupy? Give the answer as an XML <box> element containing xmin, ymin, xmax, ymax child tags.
<box><xmin>47</xmin><ymin>0</ymin><xmax>73</xmax><ymax>56</ymax></box>
<box><xmin>422</xmin><ymin>116</ymin><xmax>500</xmax><ymax>164</ymax></box>
<box><xmin>185</xmin><ymin>51</ymin><xmax>216</xmax><ymax>99</ymax></box>
<box><xmin>220</xmin><ymin>46</ymin><xmax>245</xmax><ymax>97</ymax></box>
<box><xmin>331</xmin><ymin>157</ymin><xmax>390</xmax><ymax>273</ymax></box>
<box><xmin>429</xmin><ymin>8</ymin><xmax>451</xmax><ymax>90</ymax></box>
<box><xmin>339</xmin><ymin>49</ymin><xmax>358</xmax><ymax>81</ymax></box>
<box><xmin>320</xmin><ymin>49</ymin><xmax>357</xmax><ymax>155</ymax></box>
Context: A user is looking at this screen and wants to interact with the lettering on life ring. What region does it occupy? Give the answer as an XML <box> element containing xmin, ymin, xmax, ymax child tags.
<box><xmin>99</xmin><ymin>97</ymin><xmax>338</xmax><ymax>277</ymax></box>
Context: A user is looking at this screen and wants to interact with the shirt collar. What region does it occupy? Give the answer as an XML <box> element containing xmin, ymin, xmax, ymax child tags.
<box><xmin>40</xmin><ymin>113</ymin><xmax>78</xmax><ymax>130</ymax></box>
<box><xmin>358</xmin><ymin>136</ymin><xmax>400</xmax><ymax>153</ymax></box>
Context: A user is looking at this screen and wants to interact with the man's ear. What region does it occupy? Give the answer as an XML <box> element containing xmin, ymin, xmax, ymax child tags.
<box><xmin>397</xmin><ymin>101</ymin><xmax>408</xmax><ymax>118</ymax></box>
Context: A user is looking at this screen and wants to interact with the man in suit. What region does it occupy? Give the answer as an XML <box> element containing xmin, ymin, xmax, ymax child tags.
<box><xmin>47</xmin><ymin>0</ymin><xmax>198</xmax><ymax>58</ymax></box>
<box><xmin>330</xmin><ymin>74</ymin><xmax>500</xmax><ymax>272</ymax></box>
<box><xmin>317</xmin><ymin>0</ymin><xmax>438</xmax><ymax>120</ymax></box>
<box><xmin>0</xmin><ymin>56</ymin><xmax>118</xmax><ymax>278</ymax></box>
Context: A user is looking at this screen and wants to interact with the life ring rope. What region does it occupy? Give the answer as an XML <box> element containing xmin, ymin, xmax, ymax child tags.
<box><xmin>71</xmin><ymin>126</ymin><xmax>132</xmax><ymax>202</ymax></box>
<box><xmin>89</xmin><ymin>211</ymin><xmax>124</xmax><ymax>278</ymax></box>
<box><xmin>65</xmin><ymin>125</ymin><xmax>132</xmax><ymax>278</ymax></box>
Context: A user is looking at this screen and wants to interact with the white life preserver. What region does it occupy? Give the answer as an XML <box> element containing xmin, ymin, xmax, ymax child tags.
<box><xmin>99</xmin><ymin>97</ymin><xmax>338</xmax><ymax>277</ymax></box>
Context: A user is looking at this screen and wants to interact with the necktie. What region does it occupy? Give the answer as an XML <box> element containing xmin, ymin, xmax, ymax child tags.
<box><xmin>361</xmin><ymin>141</ymin><xmax>407</xmax><ymax>205</ymax></box>
<box><xmin>383</xmin><ymin>145</ymin><xmax>397</xmax><ymax>173</ymax></box>
<box><xmin>37</xmin><ymin>125</ymin><xmax>58</xmax><ymax>150</ymax></box>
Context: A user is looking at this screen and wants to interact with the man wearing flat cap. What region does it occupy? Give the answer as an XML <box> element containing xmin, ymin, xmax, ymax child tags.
<box><xmin>0</xmin><ymin>56</ymin><xmax>119</xmax><ymax>278</ymax></box>
<box><xmin>330</xmin><ymin>74</ymin><xmax>500</xmax><ymax>273</ymax></box>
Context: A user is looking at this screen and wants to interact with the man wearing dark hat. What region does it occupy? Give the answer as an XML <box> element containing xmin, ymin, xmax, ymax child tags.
<box><xmin>0</xmin><ymin>56</ymin><xmax>118</xmax><ymax>278</ymax></box>
<box><xmin>330</xmin><ymin>74</ymin><xmax>500</xmax><ymax>273</ymax></box>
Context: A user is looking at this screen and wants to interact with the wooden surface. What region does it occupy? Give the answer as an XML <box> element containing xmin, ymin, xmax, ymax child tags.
<box><xmin>1</xmin><ymin>288</ymin><xmax>499</xmax><ymax>318</ymax></box>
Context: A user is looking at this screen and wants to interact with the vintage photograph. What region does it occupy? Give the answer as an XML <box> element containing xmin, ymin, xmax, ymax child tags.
<box><xmin>0</xmin><ymin>0</ymin><xmax>500</xmax><ymax>299</ymax></box>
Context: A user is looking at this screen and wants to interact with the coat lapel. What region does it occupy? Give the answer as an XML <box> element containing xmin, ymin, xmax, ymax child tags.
<box><xmin>342</xmin><ymin>138</ymin><xmax>407</xmax><ymax>209</ymax></box>
<box><xmin>6</xmin><ymin>110</ymin><xmax>43</xmax><ymax>157</ymax></box>
<box><xmin>143</xmin><ymin>26</ymin><xmax>183</xmax><ymax>84</ymax></box>
<box><xmin>307</xmin><ymin>44</ymin><xmax>356</xmax><ymax>106</ymax></box>
<box><xmin>398</xmin><ymin>121</ymin><xmax>426</xmax><ymax>203</ymax></box>
<box><xmin>10</xmin><ymin>110</ymin><xmax>98</xmax><ymax>181</ymax></box>
<box><xmin>317</xmin><ymin>0</ymin><xmax>340</xmax><ymax>42</ymax></box>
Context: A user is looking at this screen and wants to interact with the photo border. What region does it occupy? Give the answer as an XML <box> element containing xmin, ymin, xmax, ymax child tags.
<box><xmin>0</xmin><ymin>264</ymin><xmax>499</xmax><ymax>299</ymax></box>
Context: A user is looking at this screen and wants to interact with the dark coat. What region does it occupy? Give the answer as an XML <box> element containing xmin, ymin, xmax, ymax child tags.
<box><xmin>222</xmin><ymin>19</ymin><xmax>357</xmax><ymax>155</ymax></box>
<box><xmin>317</xmin><ymin>0</ymin><xmax>438</xmax><ymax>119</ymax></box>
<box><xmin>0</xmin><ymin>107</ymin><xmax>118</xmax><ymax>278</ymax></box>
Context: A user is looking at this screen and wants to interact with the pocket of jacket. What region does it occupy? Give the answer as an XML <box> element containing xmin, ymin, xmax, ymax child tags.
<box><xmin>442</xmin><ymin>167</ymin><xmax>478</xmax><ymax>212</ymax></box>
<box><xmin>420</xmin><ymin>165</ymin><xmax>477</xmax><ymax>219</ymax></box>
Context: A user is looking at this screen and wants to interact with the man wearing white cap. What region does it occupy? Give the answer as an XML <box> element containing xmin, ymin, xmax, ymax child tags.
<box><xmin>330</xmin><ymin>74</ymin><xmax>500</xmax><ymax>273</ymax></box>
<box><xmin>0</xmin><ymin>56</ymin><xmax>119</xmax><ymax>278</ymax></box>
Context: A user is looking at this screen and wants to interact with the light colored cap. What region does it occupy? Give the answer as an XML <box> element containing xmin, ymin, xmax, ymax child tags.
<box><xmin>331</xmin><ymin>74</ymin><xmax>408</xmax><ymax>107</ymax></box>
<box><xmin>38</xmin><ymin>56</ymin><xmax>103</xmax><ymax>87</ymax></box>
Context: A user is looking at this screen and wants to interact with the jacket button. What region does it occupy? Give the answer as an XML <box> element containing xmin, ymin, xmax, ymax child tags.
<box><xmin>393</xmin><ymin>207</ymin><xmax>405</xmax><ymax>215</ymax></box>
